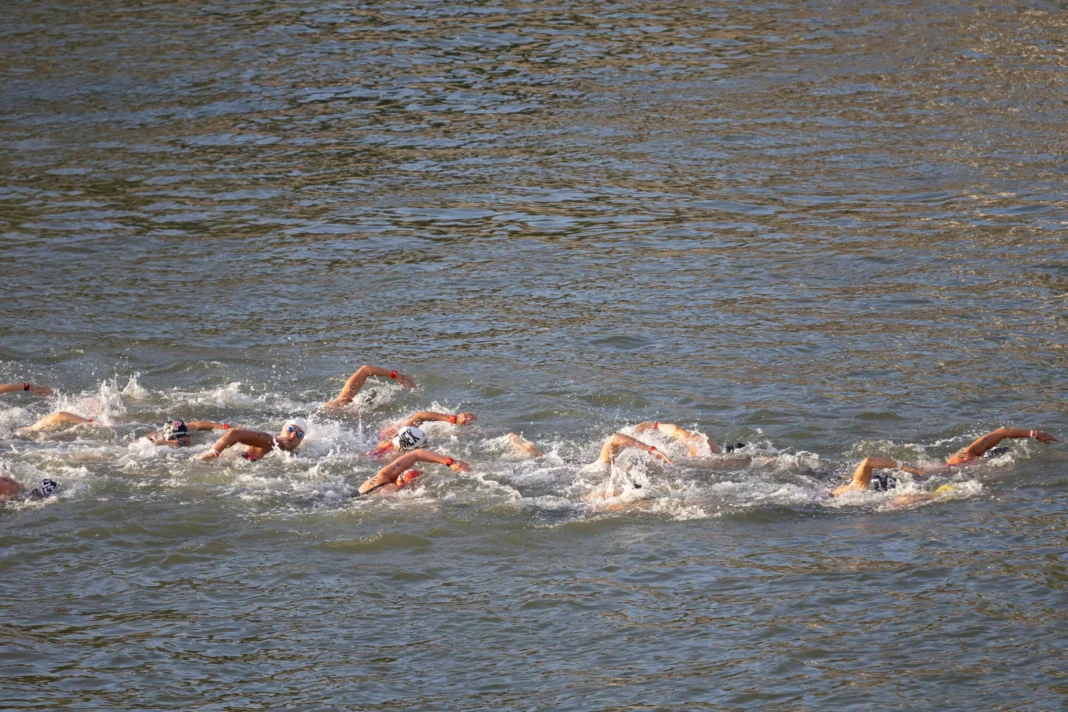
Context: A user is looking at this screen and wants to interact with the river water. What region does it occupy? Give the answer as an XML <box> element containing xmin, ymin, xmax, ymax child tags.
<box><xmin>2</xmin><ymin>0</ymin><xmax>1067</xmax><ymax>709</ymax></box>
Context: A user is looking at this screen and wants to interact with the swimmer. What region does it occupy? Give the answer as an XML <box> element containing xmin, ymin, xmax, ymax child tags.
<box><xmin>370</xmin><ymin>411</ymin><xmax>478</xmax><ymax>457</ymax></box>
<box><xmin>144</xmin><ymin>419</ymin><xmax>232</xmax><ymax>447</ymax></box>
<box><xmin>831</xmin><ymin>457</ymin><xmax>927</xmax><ymax>497</ymax></box>
<box><xmin>633</xmin><ymin>421</ymin><xmax>752</xmax><ymax>469</ymax></box>
<box><xmin>355</xmin><ymin>449</ymin><xmax>471</xmax><ymax>496</ymax></box>
<box><xmin>943</xmin><ymin>427</ymin><xmax>1057</xmax><ymax>468</ymax></box>
<box><xmin>0</xmin><ymin>382</ymin><xmax>54</xmax><ymax>397</ymax></box>
<box><xmin>197</xmin><ymin>417</ymin><xmax>308</xmax><ymax>462</ymax></box>
<box><xmin>0</xmin><ymin>476</ymin><xmax>59</xmax><ymax>502</ymax></box>
<box><xmin>324</xmin><ymin>365</ymin><xmax>416</xmax><ymax>409</ymax></box>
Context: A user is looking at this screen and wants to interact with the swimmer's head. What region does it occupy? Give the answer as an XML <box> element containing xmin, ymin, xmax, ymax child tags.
<box><xmin>160</xmin><ymin>419</ymin><xmax>190</xmax><ymax>442</ymax></box>
<box><xmin>392</xmin><ymin>425</ymin><xmax>426</xmax><ymax>451</ymax></box>
<box><xmin>29</xmin><ymin>479</ymin><xmax>59</xmax><ymax>500</ymax></box>
<box><xmin>724</xmin><ymin>442</ymin><xmax>748</xmax><ymax>454</ymax></box>
<box><xmin>281</xmin><ymin>417</ymin><xmax>308</xmax><ymax>443</ymax></box>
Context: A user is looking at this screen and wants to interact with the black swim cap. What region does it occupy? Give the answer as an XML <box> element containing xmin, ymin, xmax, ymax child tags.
<box><xmin>725</xmin><ymin>442</ymin><xmax>748</xmax><ymax>454</ymax></box>
<box><xmin>984</xmin><ymin>446</ymin><xmax>1010</xmax><ymax>458</ymax></box>
<box><xmin>29</xmin><ymin>479</ymin><xmax>59</xmax><ymax>499</ymax></box>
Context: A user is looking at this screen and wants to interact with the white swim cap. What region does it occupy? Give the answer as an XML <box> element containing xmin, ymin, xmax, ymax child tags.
<box><xmin>284</xmin><ymin>417</ymin><xmax>308</xmax><ymax>434</ymax></box>
<box><xmin>392</xmin><ymin>425</ymin><xmax>426</xmax><ymax>450</ymax></box>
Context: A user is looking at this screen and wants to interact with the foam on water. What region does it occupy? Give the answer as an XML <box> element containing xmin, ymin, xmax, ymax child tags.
<box><xmin>0</xmin><ymin>380</ymin><xmax>1023</xmax><ymax>521</ymax></box>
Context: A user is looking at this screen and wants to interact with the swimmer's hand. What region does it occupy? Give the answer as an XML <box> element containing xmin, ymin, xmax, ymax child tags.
<box><xmin>27</xmin><ymin>384</ymin><xmax>54</xmax><ymax>396</ymax></box>
<box><xmin>448</xmin><ymin>458</ymin><xmax>471</xmax><ymax>473</ymax></box>
<box><xmin>393</xmin><ymin>372</ymin><xmax>417</xmax><ymax>390</ymax></box>
<box><xmin>649</xmin><ymin>449</ymin><xmax>674</xmax><ymax>465</ymax></box>
<box><xmin>1034</xmin><ymin>431</ymin><xmax>1058</xmax><ymax>445</ymax></box>
<box><xmin>453</xmin><ymin>412</ymin><xmax>477</xmax><ymax>425</ymax></box>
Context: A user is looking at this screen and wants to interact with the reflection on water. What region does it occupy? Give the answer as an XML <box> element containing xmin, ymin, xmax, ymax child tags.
<box><xmin>2</xmin><ymin>0</ymin><xmax>1067</xmax><ymax>709</ymax></box>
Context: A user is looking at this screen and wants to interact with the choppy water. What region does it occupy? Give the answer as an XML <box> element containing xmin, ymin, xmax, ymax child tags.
<box><xmin>2</xmin><ymin>0</ymin><xmax>1067</xmax><ymax>709</ymax></box>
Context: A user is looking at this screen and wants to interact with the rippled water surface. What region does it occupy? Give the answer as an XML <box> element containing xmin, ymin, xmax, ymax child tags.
<box><xmin>2</xmin><ymin>0</ymin><xmax>1067</xmax><ymax>709</ymax></box>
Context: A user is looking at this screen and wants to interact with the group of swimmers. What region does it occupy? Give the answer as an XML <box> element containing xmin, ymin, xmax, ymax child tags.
<box><xmin>0</xmin><ymin>368</ymin><xmax>1060</xmax><ymax>508</ymax></box>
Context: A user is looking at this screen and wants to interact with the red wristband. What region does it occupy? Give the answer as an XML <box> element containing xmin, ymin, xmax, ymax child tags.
<box><xmin>648</xmin><ymin>446</ymin><xmax>656</xmax><ymax>453</ymax></box>
<box><xmin>449</xmin><ymin>415</ymin><xmax>457</xmax><ymax>424</ymax></box>
<box><xmin>390</xmin><ymin>370</ymin><xmax>398</xmax><ymax>380</ymax></box>
<box><xmin>222</xmin><ymin>423</ymin><xmax>231</xmax><ymax>430</ymax></box>
<box><xmin>24</xmin><ymin>383</ymin><xmax>30</xmax><ymax>391</ymax></box>
<box><xmin>653</xmin><ymin>422</ymin><xmax>659</xmax><ymax>430</ymax></box>
<box><xmin>445</xmin><ymin>457</ymin><xmax>454</xmax><ymax>466</ymax></box>
<box><xmin>1030</xmin><ymin>430</ymin><xmax>1037</xmax><ymax>439</ymax></box>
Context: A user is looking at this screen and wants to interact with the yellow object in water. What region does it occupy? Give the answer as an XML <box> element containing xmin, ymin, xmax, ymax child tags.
<box><xmin>935</xmin><ymin>485</ymin><xmax>955</xmax><ymax>496</ymax></box>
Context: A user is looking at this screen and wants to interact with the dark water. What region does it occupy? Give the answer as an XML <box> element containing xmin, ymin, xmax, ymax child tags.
<box><xmin>2</xmin><ymin>0</ymin><xmax>1067</xmax><ymax>709</ymax></box>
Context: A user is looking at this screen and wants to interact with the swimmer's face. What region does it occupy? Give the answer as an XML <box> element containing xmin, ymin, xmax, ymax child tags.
<box><xmin>279</xmin><ymin>424</ymin><xmax>305</xmax><ymax>445</ymax></box>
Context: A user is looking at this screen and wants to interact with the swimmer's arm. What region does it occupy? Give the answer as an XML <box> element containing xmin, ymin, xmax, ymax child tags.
<box><xmin>0</xmin><ymin>383</ymin><xmax>54</xmax><ymax>396</ymax></box>
<box><xmin>960</xmin><ymin>427</ymin><xmax>1058</xmax><ymax>458</ymax></box>
<box><xmin>633</xmin><ymin>422</ymin><xmax>720</xmax><ymax>455</ymax></box>
<box><xmin>186</xmin><ymin>421</ymin><xmax>231</xmax><ymax>431</ymax></box>
<box><xmin>325</xmin><ymin>365</ymin><xmax>417</xmax><ymax>408</ymax></box>
<box><xmin>404</xmin><ymin>411</ymin><xmax>477</xmax><ymax>427</ymax></box>
<box><xmin>198</xmin><ymin>429</ymin><xmax>274</xmax><ymax>460</ymax></box>
<box><xmin>358</xmin><ymin>449</ymin><xmax>471</xmax><ymax>494</ymax></box>
<box><xmin>597</xmin><ymin>433</ymin><xmax>674</xmax><ymax>465</ymax></box>
<box><xmin>839</xmin><ymin>457</ymin><xmax>924</xmax><ymax>495</ymax></box>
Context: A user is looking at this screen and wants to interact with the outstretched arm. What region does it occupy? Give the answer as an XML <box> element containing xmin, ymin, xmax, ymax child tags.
<box><xmin>358</xmin><ymin>448</ymin><xmax>471</xmax><ymax>494</ymax></box>
<box><xmin>325</xmin><ymin>365</ymin><xmax>416</xmax><ymax>409</ymax></box>
<box><xmin>187</xmin><ymin>421</ymin><xmax>231</xmax><ymax>432</ymax></box>
<box><xmin>0</xmin><ymin>383</ymin><xmax>54</xmax><ymax>396</ymax></box>
<box><xmin>834</xmin><ymin>457</ymin><xmax>924</xmax><ymax>496</ymax></box>
<box><xmin>596</xmin><ymin>433</ymin><xmax>674</xmax><ymax>465</ymax></box>
<box><xmin>950</xmin><ymin>426</ymin><xmax>1058</xmax><ymax>463</ymax></box>
<box><xmin>635</xmin><ymin>421</ymin><xmax>719</xmax><ymax>455</ymax></box>
<box><xmin>197</xmin><ymin>429</ymin><xmax>275</xmax><ymax>461</ymax></box>
<box><xmin>404</xmin><ymin>411</ymin><xmax>477</xmax><ymax>427</ymax></box>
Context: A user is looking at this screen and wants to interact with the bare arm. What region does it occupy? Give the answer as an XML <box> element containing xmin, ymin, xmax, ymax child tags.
<box><xmin>325</xmin><ymin>365</ymin><xmax>416</xmax><ymax>408</ymax></box>
<box><xmin>358</xmin><ymin>449</ymin><xmax>471</xmax><ymax>494</ymax></box>
<box><xmin>404</xmin><ymin>411</ymin><xmax>477</xmax><ymax>427</ymax></box>
<box><xmin>634</xmin><ymin>421</ymin><xmax>719</xmax><ymax>455</ymax></box>
<box><xmin>0</xmin><ymin>383</ymin><xmax>54</xmax><ymax>396</ymax></box>
<box><xmin>951</xmin><ymin>426</ymin><xmax>1058</xmax><ymax>463</ymax></box>
<box><xmin>597</xmin><ymin>433</ymin><xmax>674</xmax><ymax>465</ymax></box>
<box><xmin>197</xmin><ymin>429</ymin><xmax>276</xmax><ymax>461</ymax></box>
<box><xmin>187</xmin><ymin>421</ymin><xmax>231</xmax><ymax>431</ymax></box>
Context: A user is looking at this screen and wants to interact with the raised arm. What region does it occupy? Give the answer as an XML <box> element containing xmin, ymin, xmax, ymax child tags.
<box><xmin>596</xmin><ymin>433</ymin><xmax>674</xmax><ymax>465</ymax></box>
<box><xmin>358</xmin><ymin>448</ymin><xmax>471</xmax><ymax>495</ymax></box>
<box><xmin>404</xmin><ymin>411</ymin><xmax>477</xmax><ymax>427</ymax></box>
<box><xmin>634</xmin><ymin>421</ymin><xmax>719</xmax><ymax>455</ymax></box>
<box><xmin>834</xmin><ymin>457</ymin><xmax>924</xmax><ymax>496</ymax></box>
<box><xmin>0</xmin><ymin>382</ymin><xmax>54</xmax><ymax>396</ymax></box>
<box><xmin>197</xmin><ymin>429</ymin><xmax>276</xmax><ymax>461</ymax></box>
<box><xmin>948</xmin><ymin>426</ymin><xmax>1058</xmax><ymax>464</ymax></box>
<box><xmin>325</xmin><ymin>365</ymin><xmax>416</xmax><ymax>409</ymax></box>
